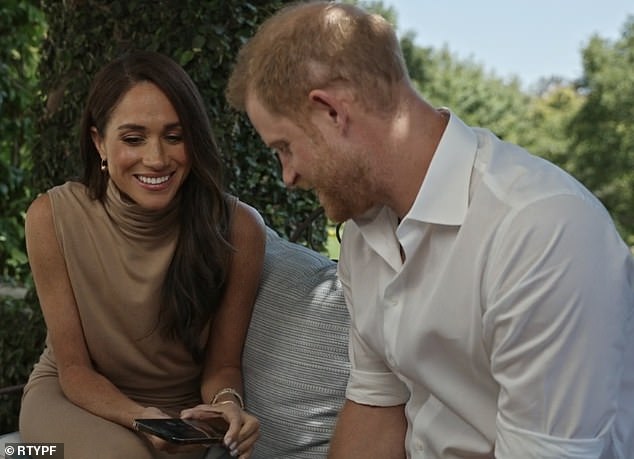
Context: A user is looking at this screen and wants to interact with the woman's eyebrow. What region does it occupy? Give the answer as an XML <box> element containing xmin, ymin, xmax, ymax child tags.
<box><xmin>116</xmin><ymin>122</ymin><xmax>182</xmax><ymax>131</ymax></box>
<box><xmin>117</xmin><ymin>123</ymin><xmax>146</xmax><ymax>131</ymax></box>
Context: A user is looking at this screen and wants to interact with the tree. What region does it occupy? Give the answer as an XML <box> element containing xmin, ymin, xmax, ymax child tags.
<box><xmin>0</xmin><ymin>2</ymin><xmax>47</xmax><ymax>433</ymax></box>
<box><xmin>415</xmin><ymin>46</ymin><xmax>534</xmax><ymax>146</ymax></box>
<box><xmin>568</xmin><ymin>16</ymin><xmax>634</xmax><ymax>244</ymax></box>
<box><xmin>0</xmin><ymin>0</ymin><xmax>46</xmax><ymax>283</ymax></box>
<box><xmin>526</xmin><ymin>83</ymin><xmax>584</xmax><ymax>168</ymax></box>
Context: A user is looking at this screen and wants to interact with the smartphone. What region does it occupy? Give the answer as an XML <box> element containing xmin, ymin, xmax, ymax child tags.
<box><xmin>133</xmin><ymin>417</ymin><xmax>228</xmax><ymax>445</ymax></box>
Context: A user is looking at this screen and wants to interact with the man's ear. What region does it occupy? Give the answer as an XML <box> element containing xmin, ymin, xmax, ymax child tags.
<box><xmin>308</xmin><ymin>88</ymin><xmax>349</xmax><ymax>134</ymax></box>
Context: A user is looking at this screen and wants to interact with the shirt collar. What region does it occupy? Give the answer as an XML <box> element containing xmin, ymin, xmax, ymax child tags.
<box><xmin>403</xmin><ymin>110</ymin><xmax>478</xmax><ymax>226</ymax></box>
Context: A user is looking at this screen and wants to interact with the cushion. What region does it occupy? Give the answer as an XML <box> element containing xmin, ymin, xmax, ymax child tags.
<box><xmin>0</xmin><ymin>432</ymin><xmax>22</xmax><ymax>458</ymax></box>
<box><xmin>243</xmin><ymin>228</ymin><xmax>350</xmax><ymax>459</ymax></box>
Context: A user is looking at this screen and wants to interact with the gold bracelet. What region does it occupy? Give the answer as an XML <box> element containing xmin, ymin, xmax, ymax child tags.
<box><xmin>210</xmin><ymin>387</ymin><xmax>244</xmax><ymax>409</ymax></box>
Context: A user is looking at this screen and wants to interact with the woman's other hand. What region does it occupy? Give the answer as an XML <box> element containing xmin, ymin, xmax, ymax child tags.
<box><xmin>181</xmin><ymin>402</ymin><xmax>260</xmax><ymax>458</ymax></box>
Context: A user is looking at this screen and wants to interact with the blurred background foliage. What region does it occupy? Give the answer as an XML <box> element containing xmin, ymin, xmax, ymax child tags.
<box><xmin>1</xmin><ymin>0</ymin><xmax>633</xmax><ymax>433</ymax></box>
<box><xmin>0</xmin><ymin>0</ymin><xmax>45</xmax><ymax>285</ymax></box>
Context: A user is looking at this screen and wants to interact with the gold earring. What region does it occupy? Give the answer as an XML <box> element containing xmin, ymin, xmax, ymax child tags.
<box><xmin>100</xmin><ymin>158</ymin><xmax>107</xmax><ymax>172</ymax></box>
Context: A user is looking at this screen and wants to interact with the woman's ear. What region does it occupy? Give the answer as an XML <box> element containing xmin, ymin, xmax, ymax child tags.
<box><xmin>308</xmin><ymin>88</ymin><xmax>349</xmax><ymax>134</ymax></box>
<box><xmin>90</xmin><ymin>126</ymin><xmax>106</xmax><ymax>158</ymax></box>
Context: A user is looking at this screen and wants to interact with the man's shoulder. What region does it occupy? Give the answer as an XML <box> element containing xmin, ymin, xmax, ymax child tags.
<box><xmin>473</xmin><ymin>136</ymin><xmax>601</xmax><ymax>214</ymax></box>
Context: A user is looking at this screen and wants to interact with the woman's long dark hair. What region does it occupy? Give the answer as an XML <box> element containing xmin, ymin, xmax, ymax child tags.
<box><xmin>79</xmin><ymin>51</ymin><xmax>232</xmax><ymax>362</ymax></box>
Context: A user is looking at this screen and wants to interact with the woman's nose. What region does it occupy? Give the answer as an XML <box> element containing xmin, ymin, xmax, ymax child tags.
<box><xmin>143</xmin><ymin>140</ymin><xmax>168</xmax><ymax>168</ymax></box>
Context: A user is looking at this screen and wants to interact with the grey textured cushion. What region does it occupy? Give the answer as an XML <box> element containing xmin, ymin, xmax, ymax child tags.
<box><xmin>0</xmin><ymin>432</ymin><xmax>23</xmax><ymax>458</ymax></box>
<box><xmin>243</xmin><ymin>228</ymin><xmax>350</xmax><ymax>459</ymax></box>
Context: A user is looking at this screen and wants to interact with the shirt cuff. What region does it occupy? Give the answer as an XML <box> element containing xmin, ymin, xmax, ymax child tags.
<box><xmin>346</xmin><ymin>368</ymin><xmax>409</xmax><ymax>406</ymax></box>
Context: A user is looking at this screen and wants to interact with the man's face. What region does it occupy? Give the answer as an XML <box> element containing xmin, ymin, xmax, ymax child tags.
<box><xmin>245</xmin><ymin>94</ymin><xmax>377</xmax><ymax>222</ymax></box>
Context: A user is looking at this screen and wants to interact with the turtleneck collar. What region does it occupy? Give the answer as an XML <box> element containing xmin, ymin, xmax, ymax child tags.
<box><xmin>104</xmin><ymin>179</ymin><xmax>181</xmax><ymax>241</ymax></box>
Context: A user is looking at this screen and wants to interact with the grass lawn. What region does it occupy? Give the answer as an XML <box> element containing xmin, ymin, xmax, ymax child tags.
<box><xmin>326</xmin><ymin>225</ymin><xmax>342</xmax><ymax>261</ymax></box>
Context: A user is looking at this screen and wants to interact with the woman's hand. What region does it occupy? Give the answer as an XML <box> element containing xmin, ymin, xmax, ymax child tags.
<box><xmin>181</xmin><ymin>402</ymin><xmax>260</xmax><ymax>458</ymax></box>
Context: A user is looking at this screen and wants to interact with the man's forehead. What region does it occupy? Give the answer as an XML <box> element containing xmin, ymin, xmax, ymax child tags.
<box><xmin>245</xmin><ymin>92</ymin><xmax>277</xmax><ymax>120</ymax></box>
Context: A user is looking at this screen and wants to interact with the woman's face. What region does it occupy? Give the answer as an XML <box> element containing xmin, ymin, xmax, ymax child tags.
<box><xmin>91</xmin><ymin>81</ymin><xmax>191</xmax><ymax>210</ymax></box>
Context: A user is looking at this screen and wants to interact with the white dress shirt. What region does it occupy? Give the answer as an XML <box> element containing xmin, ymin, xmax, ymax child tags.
<box><xmin>338</xmin><ymin>112</ymin><xmax>634</xmax><ymax>458</ymax></box>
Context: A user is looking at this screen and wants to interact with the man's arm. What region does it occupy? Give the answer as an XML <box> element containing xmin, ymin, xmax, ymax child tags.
<box><xmin>487</xmin><ymin>195</ymin><xmax>633</xmax><ymax>456</ymax></box>
<box><xmin>328</xmin><ymin>400</ymin><xmax>407</xmax><ymax>459</ymax></box>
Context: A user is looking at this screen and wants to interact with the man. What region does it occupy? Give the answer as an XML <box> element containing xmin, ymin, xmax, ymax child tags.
<box><xmin>226</xmin><ymin>2</ymin><xmax>634</xmax><ymax>458</ymax></box>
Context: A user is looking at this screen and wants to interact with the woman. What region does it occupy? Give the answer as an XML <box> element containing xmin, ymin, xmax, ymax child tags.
<box><xmin>19</xmin><ymin>51</ymin><xmax>265</xmax><ymax>459</ymax></box>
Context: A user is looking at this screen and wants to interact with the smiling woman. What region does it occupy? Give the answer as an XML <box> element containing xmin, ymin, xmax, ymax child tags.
<box><xmin>18</xmin><ymin>50</ymin><xmax>266</xmax><ymax>459</ymax></box>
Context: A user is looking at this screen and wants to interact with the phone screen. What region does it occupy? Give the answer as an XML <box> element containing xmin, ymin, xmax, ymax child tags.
<box><xmin>134</xmin><ymin>418</ymin><xmax>228</xmax><ymax>444</ymax></box>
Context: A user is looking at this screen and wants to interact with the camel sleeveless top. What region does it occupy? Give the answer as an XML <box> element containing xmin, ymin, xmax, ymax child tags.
<box><xmin>28</xmin><ymin>180</ymin><xmax>209</xmax><ymax>409</ymax></box>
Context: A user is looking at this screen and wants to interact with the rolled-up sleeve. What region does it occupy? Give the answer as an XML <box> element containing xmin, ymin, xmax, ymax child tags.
<box><xmin>338</xmin><ymin>242</ymin><xmax>410</xmax><ymax>407</ymax></box>
<box><xmin>345</xmin><ymin>321</ymin><xmax>410</xmax><ymax>406</ymax></box>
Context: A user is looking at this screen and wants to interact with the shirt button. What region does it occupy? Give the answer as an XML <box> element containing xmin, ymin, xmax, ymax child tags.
<box><xmin>415</xmin><ymin>440</ymin><xmax>425</xmax><ymax>451</ymax></box>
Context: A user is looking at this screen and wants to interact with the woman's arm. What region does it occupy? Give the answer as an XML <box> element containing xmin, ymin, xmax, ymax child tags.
<box><xmin>25</xmin><ymin>194</ymin><xmax>164</xmax><ymax>428</ymax></box>
<box><xmin>200</xmin><ymin>200</ymin><xmax>265</xmax><ymax>403</ymax></box>
<box><xmin>183</xmin><ymin>200</ymin><xmax>265</xmax><ymax>458</ymax></box>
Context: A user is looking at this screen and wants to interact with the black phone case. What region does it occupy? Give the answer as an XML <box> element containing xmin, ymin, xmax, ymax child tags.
<box><xmin>133</xmin><ymin>418</ymin><xmax>227</xmax><ymax>445</ymax></box>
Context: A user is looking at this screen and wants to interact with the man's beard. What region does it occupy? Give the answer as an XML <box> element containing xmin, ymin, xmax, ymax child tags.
<box><xmin>312</xmin><ymin>140</ymin><xmax>376</xmax><ymax>223</ymax></box>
